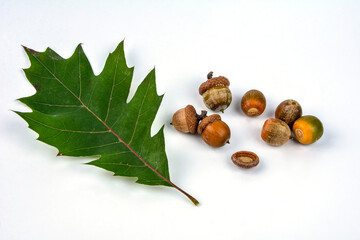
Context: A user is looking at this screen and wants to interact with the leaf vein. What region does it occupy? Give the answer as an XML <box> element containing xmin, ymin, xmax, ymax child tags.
<box><xmin>25</xmin><ymin>101</ymin><xmax>83</xmax><ymax>108</ymax></box>
<box><xmin>127</xmin><ymin>79</ymin><xmax>151</xmax><ymax>145</ymax></box>
<box><xmin>78</xmin><ymin>46</ymin><xmax>82</xmax><ymax>99</ymax></box>
<box><xmin>26</xmin><ymin>72</ymin><xmax>55</xmax><ymax>80</ymax></box>
<box><xmin>40</xmin><ymin>131</ymin><xmax>63</xmax><ymax>141</ymax></box>
<box><xmin>101</xmin><ymin>162</ymin><xmax>145</xmax><ymax>168</ymax></box>
<box><xmin>31</xmin><ymin>52</ymin><xmax>80</xmax><ymax>100</ymax></box>
<box><xmin>69</xmin><ymin>141</ymin><xmax>120</xmax><ymax>152</ymax></box>
<box><xmin>104</xmin><ymin>151</ymin><xmax>131</xmax><ymax>157</ymax></box>
<box><xmin>22</xmin><ymin>114</ymin><xmax>109</xmax><ymax>134</ymax></box>
<box><xmin>104</xmin><ymin>50</ymin><xmax>120</xmax><ymax>123</ymax></box>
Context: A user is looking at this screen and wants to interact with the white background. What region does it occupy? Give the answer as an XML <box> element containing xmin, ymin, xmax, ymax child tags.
<box><xmin>1</xmin><ymin>1</ymin><xmax>360</xmax><ymax>239</ymax></box>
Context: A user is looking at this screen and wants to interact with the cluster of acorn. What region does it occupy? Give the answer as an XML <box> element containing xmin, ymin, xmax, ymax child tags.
<box><xmin>262</xmin><ymin>100</ymin><xmax>324</xmax><ymax>146</ymax></box>
<box><xmin>171</xmin><ymin>72</ymin><xmax>323</xmax><ymax>168</ymax></box>
<box><xmin>171</xmin><ymin>106</ymin><xmax>231</xmax><ymax>147</ymax></box>
<box><xmin>239</xmin><ymin>90</ymin><xmax>324</xmax><ymax>146</ymax></box>
<box><xmin>171</xmin><ymin>72</ymin><xmax>232</xmax><ymax>148</ymax></box>
<box><xmin>241</xmin><ymin>90</ymin><xmax>324</xmax><ymax>146</ymax></box>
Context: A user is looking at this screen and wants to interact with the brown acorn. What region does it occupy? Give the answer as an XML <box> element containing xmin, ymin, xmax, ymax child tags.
<box><xmin>275</xmin><ymin>99</ymin><xmax>302</xmax><ymax>127</ymax></box>
<box><xmin>171</xmin><ymin>105</ymin><xmax>207</xmax><ymax>134</ymax></box>
<box><xmin>199</xmin><ymin>72</ymin><xmax>232</xmax><ymax>112</ymax></box>
<box><xmin>261</xmin><ymin>118</ymin><xmax>291</xmax><ymax>146</ymax></box>
<box><xmin>197</xmin><ymin>114</ymin><xmax>231</xmax><ymax>147</ymax></box>
<box><xmin>241</xmin><ymin>89</ymin><xmax>266</xmax><ymax>116</ymax></box>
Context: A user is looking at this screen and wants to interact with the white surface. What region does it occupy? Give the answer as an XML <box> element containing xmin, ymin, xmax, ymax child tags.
<box><xmin>1</xmin><ymin>1</ymin><xmax>360</xmax><ymax>239</ymax></box>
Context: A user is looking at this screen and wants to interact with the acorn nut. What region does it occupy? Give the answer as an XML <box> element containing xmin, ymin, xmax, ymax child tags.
<box><xmin>231</xmin><ymin>151</ymin><xmax>259</xmax><ymax>169</ymax></box>
<box><xmin>275</xmin><ymin>99</ymin><xmax>302</xmax><ymax>127</ymax></box>
<box><xmin>293</xmin><ymin>115</ymin><xmax>323</xmax><ymax>144</ymax></box>
<box><xmin>241</xmin><ymin>89</ymin><xmax>266</xmax><ymax>116</ymax></box>
<box><xmin>199</xmin><ymin>72</ymin><xmax>232</xmax><ymax>112</ymax></box>
<box><xmin>261</xmin><ymin>118</ymin><xmax>291</xmax><ymax>146</ymax></box>
<box><xmin>171</xmin><ymin>105</ymin><xmax>207</xmax><ymax>134</ymax></box>
<box><xmin>197</xmin><ymin>114</ymin><xmax>231</xmax><ymax>147</ymax></box>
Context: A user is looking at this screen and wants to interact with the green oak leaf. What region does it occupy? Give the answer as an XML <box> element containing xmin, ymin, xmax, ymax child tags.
<box><xmin>16</xmin><ymin>42</ymin><xmax>198</xmax><ymax>205</ymax></box>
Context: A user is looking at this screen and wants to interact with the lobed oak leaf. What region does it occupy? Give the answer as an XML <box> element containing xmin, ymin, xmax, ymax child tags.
<box><xmin>16</xmin><ymin>42</ymin><xmax>198</xmax><ymax>205</ymax></box>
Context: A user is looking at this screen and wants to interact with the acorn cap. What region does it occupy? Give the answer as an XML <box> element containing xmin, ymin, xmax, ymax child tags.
<box><xmin>231</xmin><ymin>151</ymin><xmax>259</xmax><ymax>169</ymax></box>
<box><xmin>184</xmin><ymin>105</ymin><xmax>198</xmax><ymax>134</ymax></box>
<box><xmin>197</xmin><ymin>114</ymin><xmax>221</xmax><ymax>134</ymax></box>
<box><xmin>199</xmin><ymin>76</ymin><xmax>230</xmax><ymax>95</ymax></box>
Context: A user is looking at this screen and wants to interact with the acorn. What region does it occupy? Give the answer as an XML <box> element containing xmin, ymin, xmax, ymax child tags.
<box><xmin>171</xmin><ymin>105</ymin><xmax>207</xmax><ymax>134</ymax></box>
<box><xmin>197</xmin><ymin>114</ymin><xmax>231</xmax><ymax>147</ymax></box>
<box><xmin>241</xmin><ymin>89</ymin><xmax>266</xmax><ymax>116</ymax></box>
<box><xmin>275</xmin><ymin>99</ymin><xmax>302</xmax><ymax>127</ymax></box>
<box><xmin>231</xmin><ymin>151</ymin><xmax>259</xmax><ymax>169</ymax></box>
<box><xmin>261</xmin><ymin>118</ymin><xmax>291</xmax><ymax>146</ymax></box>
<box><xmin>199</xmin><ymin>72</ymin><xmax>232</xmax><ymax>112</ymax></box>
<box><xmin>293</xmin><ymin>115</ymin><xmax>323</xmax><ymax>144</ymax></box>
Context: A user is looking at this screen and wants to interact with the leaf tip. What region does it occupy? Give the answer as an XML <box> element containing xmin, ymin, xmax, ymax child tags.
<box><xmin>45</xmin><ymin>47</ymin><xmax>52</xmax><ymax>54</ymax></box>
<box><xmin>148</xmin><ymin>67</ymin><xmax>156</xmax><ymax>77</ymax></box>
<box><xmin>16</xmin><ymin>97</ymin><xmax>25</xmax><ymax>104</ymax></box>
<box><xmin>10</xmin><ymin>109</ymin><xmax>19</xmax><ymax>115</ymax></box>
<box><xmin>115</xmin><ymin>41</ymin><xmax>125</xmax><ymax>52</ymax></box>
<box><xmin>22</xmin><ymin>45</ymin><xmax>38</xmax><ymax>55</ymax></box>
<box><xmin>76</xmin><ymin>43</ymin><xmax>84</xmax><ymax>51</ymax></box>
